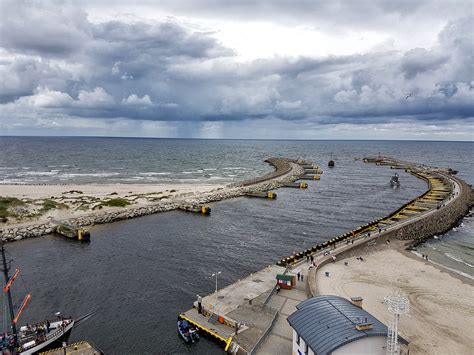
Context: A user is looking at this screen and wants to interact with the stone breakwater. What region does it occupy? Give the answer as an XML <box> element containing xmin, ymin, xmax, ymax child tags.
<box><xmin>404</xmin><ymin>175</ymin><xmax>473</xmax><ymax>245</ymax></box>
<box><xmin>0</xmin><ymin>158</ymin><xmax>305</xmax><ymax>243</ymax></box>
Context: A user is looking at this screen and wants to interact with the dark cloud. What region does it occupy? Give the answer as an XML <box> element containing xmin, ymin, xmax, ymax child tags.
<box><xmin>0</xmin><ymin>0</ymin><xmax>472</xmax><ymax>135</ymax></box>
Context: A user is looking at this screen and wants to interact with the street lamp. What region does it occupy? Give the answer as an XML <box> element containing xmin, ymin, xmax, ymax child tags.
<box><xmin>211</xmin><ymin>271</ymin><xmax>222</xmax><ymax>293</ymax></box>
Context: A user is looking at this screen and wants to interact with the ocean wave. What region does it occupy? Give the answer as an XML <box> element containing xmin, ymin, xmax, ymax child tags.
<box><xmin>22</xmin><ymin>171</ymin><xmax>60</xmax><ymax>176</ymax></box>
<box><xmin>58</xmin><ymin>172</ymin><xmax>120</xmax><ymax>178</ymax></box>
<box><xmin>411</xmin><ymin>251</ymin><xmax>474</xmax><ymax>280</ymax></box>
<box><xmin>428</xmin><ymin>259</ymin><xmax>474</xmax><ymax>280</ymax></box>
<box><xmin>444</xmin><ymin>253</ymin><xmax>474</xmax><ymax>268</ymax></box>
<box><xmin>203</xmin><ymin>168</ymin><xmax>216</xmax><ymax>171</ymax></box>
<box><xmin>223</xmin><ymin>167</ymin><xmax>245</xmax><ymax>170</ymax></box>
<box><xmin>181</xmin><ymin>170</ymin><xmax>206</xmax><ymax>174</ymax></box>
<box><xmin>139</xmin><ymin>172</ymin><xmax>171</xmax><ymax>176</ymax></box>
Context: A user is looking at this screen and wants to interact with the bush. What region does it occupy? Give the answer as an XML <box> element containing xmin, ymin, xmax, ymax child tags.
<box><xmin>0</xmin><ymin>197</ymin><xmax>25</xmax><ymax>222</ymax></box>
<box><xmin>41</xmin><ymin>199</ymin><xmax>69</xmax><ymax>212</ymax></box>
<box><xmin>101</xmin><ymin>198</ymin><xmax>130</xmax><ymax>207</ymax></box>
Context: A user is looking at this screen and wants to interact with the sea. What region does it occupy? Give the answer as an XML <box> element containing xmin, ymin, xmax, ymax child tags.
<box><xmin>0</xmin><ymin>137</ymin><xmax>472</xmax><ymax>354</ymax></box>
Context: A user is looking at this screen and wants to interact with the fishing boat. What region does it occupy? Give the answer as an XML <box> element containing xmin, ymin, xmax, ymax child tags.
<box><xmin>177</xmin><ymin>319</ymin><xmax>199</xmax><ymax>343</ymax></box>
<box><xmin>390</xmin><ymin>173</ymin><xmax>400</xmax><ymax>187</ymax></box>
<box><xmin>1</xmin><ymin>242</ymin><xmax>92</xmax><ymax>354</ymax></box>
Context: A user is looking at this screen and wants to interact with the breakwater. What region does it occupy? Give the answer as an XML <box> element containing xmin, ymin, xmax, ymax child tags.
<box><xmin>0</xmin><ymin>158</ymin><xmax>305</xmax><ymax>242</ymax></box>
<box><xmin>179</xmin><ymin>155</ymin><xmax>472</xmax><ymax>354</ymax></box>
<box><xmin>276</xmin><ymin>156</ymin><xmax>472</xmax><ymax>267</ymax></box>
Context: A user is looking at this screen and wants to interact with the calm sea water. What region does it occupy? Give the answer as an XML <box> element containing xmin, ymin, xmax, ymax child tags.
<box><xmin>0</xmin><ymin>138</ymin><xmax>472</xmax><ymax>353</ymax></box>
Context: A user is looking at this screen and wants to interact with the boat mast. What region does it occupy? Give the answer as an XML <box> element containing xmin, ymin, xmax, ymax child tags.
<box><xmin>1</xmin><ymin>242</ymin><xmax>17</xmax><ymax>339</ymax></box>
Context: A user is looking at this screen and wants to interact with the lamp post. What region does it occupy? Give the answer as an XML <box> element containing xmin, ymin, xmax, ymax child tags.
<box><xmin>211</xmin><ymin>271</ymin><xmax>221</xmax><ymax>293</ymax></box>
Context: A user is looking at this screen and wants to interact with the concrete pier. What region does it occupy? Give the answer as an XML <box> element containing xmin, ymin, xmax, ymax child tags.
<box><xmin>181</xmin><ymin>265</ymin><xmax>285</xmax><ymax>353</ymax></box>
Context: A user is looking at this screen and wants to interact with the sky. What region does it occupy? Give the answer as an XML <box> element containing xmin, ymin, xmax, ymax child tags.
<box><xmin>0</xmin><ymin>0</ymin><xmax>473</xmax><ymax>140</ymax></box>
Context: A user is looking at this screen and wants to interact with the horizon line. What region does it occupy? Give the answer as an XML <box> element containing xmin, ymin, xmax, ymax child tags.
<box><xmin>0</xmin><ymin>135</ymin><xmax>473</xmax><ymax>143</ymax></box>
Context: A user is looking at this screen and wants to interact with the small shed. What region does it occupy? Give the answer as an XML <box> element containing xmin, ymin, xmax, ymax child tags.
<box><xmin>276</xmin><ymin>274</ymin><xmax>296</xmax><ymax>289</ymax></box>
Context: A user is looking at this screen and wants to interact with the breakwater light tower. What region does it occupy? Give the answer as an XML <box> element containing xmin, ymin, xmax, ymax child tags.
<box><xmin>385</xmin><ymin>292</ymin><xmax>409</xmax><ymax>355</ymax></box>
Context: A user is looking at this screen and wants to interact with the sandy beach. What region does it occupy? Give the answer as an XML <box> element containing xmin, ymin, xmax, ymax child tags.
<box><xmin>0</xmin><ymin>183</ymin><xmax>220</xmax><ymax>199</ymax></box>
<box><xmin>0</xmin><ymin>183</ymin><xmax>223</xmax><ymax>225</ymax></box>
<box><xmin>316</xmin><ymin>245</ymin><xmax>474</xmax><ymax>355</ymax></box>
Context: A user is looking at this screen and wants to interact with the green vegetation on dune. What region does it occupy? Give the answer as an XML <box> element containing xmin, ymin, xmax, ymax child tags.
<box><xmin>40</xmin><ymin>199</ymin><xmax>69</xmax><ymax>213</ymax></box>
<box><xmin>101</xmin><ymin>198</ymin><xmax>130</xmax><ymax>207</ymax></box>
<box><xmin>0</xmin><ymin>197</ymin><xmax>25</xmax><ymax>222</ymax></box>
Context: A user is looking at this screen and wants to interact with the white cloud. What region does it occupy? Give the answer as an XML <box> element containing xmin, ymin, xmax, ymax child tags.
<box><xmin>0</xmin><ymin>1</ymin><xmax>472</xmax><ymax>140</ymax></box>
<box><xmin>25</xmin><ymin>87</ymin><xmax>74</xmax><ymax>108</ymax></box>
<box><xmin>77</xmin><ymin>87</ymin><xmax>115</xmax><ymax>107</ymax></box>
<box><xmin>123</xmin><ymin>94</ymin><xmax>153</xmax><ymax>105</ymax></box>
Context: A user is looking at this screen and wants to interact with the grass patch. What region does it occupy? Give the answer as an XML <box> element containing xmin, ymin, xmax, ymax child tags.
<box><xmin>0</xmin><ymin>196</ymin><xmax>25</xmax><ymax>209</ymax></box>
<box><xmin>0</xmin><ymin>197</ymin><xmax>25</xmax><ymax>222</ymax></box>
<box><xmin>40</xmin><ymin>199</ymin><xmax>69</xmax><ymax>213</ymax></box>
<box><xmin>101</xmin><ymin>198</ymin><xmax>130</xmax><ymax>207</ymax></box>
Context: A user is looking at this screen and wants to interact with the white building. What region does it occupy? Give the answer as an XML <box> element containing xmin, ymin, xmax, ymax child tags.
<box><xmin>287</xmin><ymin>295</ymin><xmax>408</xmax><ymax>355</ymax></box>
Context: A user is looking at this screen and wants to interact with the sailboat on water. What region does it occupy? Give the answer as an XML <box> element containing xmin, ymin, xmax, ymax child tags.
<box><xmin>1</xmin><ymin>242</ymin><xmax>93</xmax><ymax>354</ymax></box>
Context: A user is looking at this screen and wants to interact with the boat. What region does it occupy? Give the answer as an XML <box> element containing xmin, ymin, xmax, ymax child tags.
<box><xmin>328</xmin><ymin>153</ymin><xmax>335</xmax><ymax>168</ymax></box>
<box><xmin>177</xmin><ymin>319</ymin><xmax>199</xmax><ymax>343</ymax></box>
<box><xmin>390</xmin><ymin>173</ymin><xmax>400</xmax><ymax>187</ymax></box>
<box><xmin>0</xmin><ymin>242</ymin><xmax>88</xmax><ymax>354</ymax></box>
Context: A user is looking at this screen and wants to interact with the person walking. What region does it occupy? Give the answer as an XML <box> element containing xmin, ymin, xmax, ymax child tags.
<box><xmin>297</xmin><ymin>272</ymin><xmax>301</xmax><ymax>281</ymax></box>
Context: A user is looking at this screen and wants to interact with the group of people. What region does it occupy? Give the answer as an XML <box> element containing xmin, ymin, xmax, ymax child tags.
<box><xmin>306</xmin><ymin>254</ymin><xmax>318</xmax><ymax>267</ymax></box>
<box><xmin>421</xmin><ymin>254</ymin><xmax>429</xmax><ymax>261</ymax></box>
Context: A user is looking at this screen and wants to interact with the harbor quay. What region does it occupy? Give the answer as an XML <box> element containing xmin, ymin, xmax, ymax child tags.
<box><xmin>180</xmin><ymin>155</ymin><xmax>472</xmax><ymax>354</ymax></box>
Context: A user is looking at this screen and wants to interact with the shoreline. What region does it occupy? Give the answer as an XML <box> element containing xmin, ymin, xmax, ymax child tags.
<box><xmin>0</xmin><ymin>158</ymin><xmax>305</xmax><ymax>242</ymax></box>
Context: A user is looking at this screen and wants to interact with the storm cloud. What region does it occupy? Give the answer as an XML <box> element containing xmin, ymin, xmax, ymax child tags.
<box><xmin>0</xmin><ymin>0</ymin><xmax>472</xmax><ymax>139</ymax></box>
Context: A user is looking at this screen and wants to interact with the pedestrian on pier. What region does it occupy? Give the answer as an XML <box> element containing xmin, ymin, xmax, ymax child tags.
<box><xmin>306</xmin><ymin>255</ymin><xmax>310</xmax><ymax>263</ymax></box>
<box><xmin>297</xmin><ymin>272</ymin><xmax>301</xmax><ymax>281</ymax></box>
<box><xmin>301</xmin><ymin>274</ymin><xmax>304</xmax><ymax>281</ymax></box>
<box><xmin>310</xmin><ymin>255</ymin><xmax>314</xmax><ymax>263</ymax></box>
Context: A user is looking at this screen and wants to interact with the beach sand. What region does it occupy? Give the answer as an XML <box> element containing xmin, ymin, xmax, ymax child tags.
<box><xmin>0</xmin><ymin>183</ymin><xmax>223</xmax><ymax>225</ymax></box>
<box><xmin>0</xmin><ymin>183</ymin><xmax>220</xmax><ymax>199</ymax></box>
<box><xmin>316</xmin><ymin>246</ymin><xmax>474</xmax><ymax>355</ymax></box>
